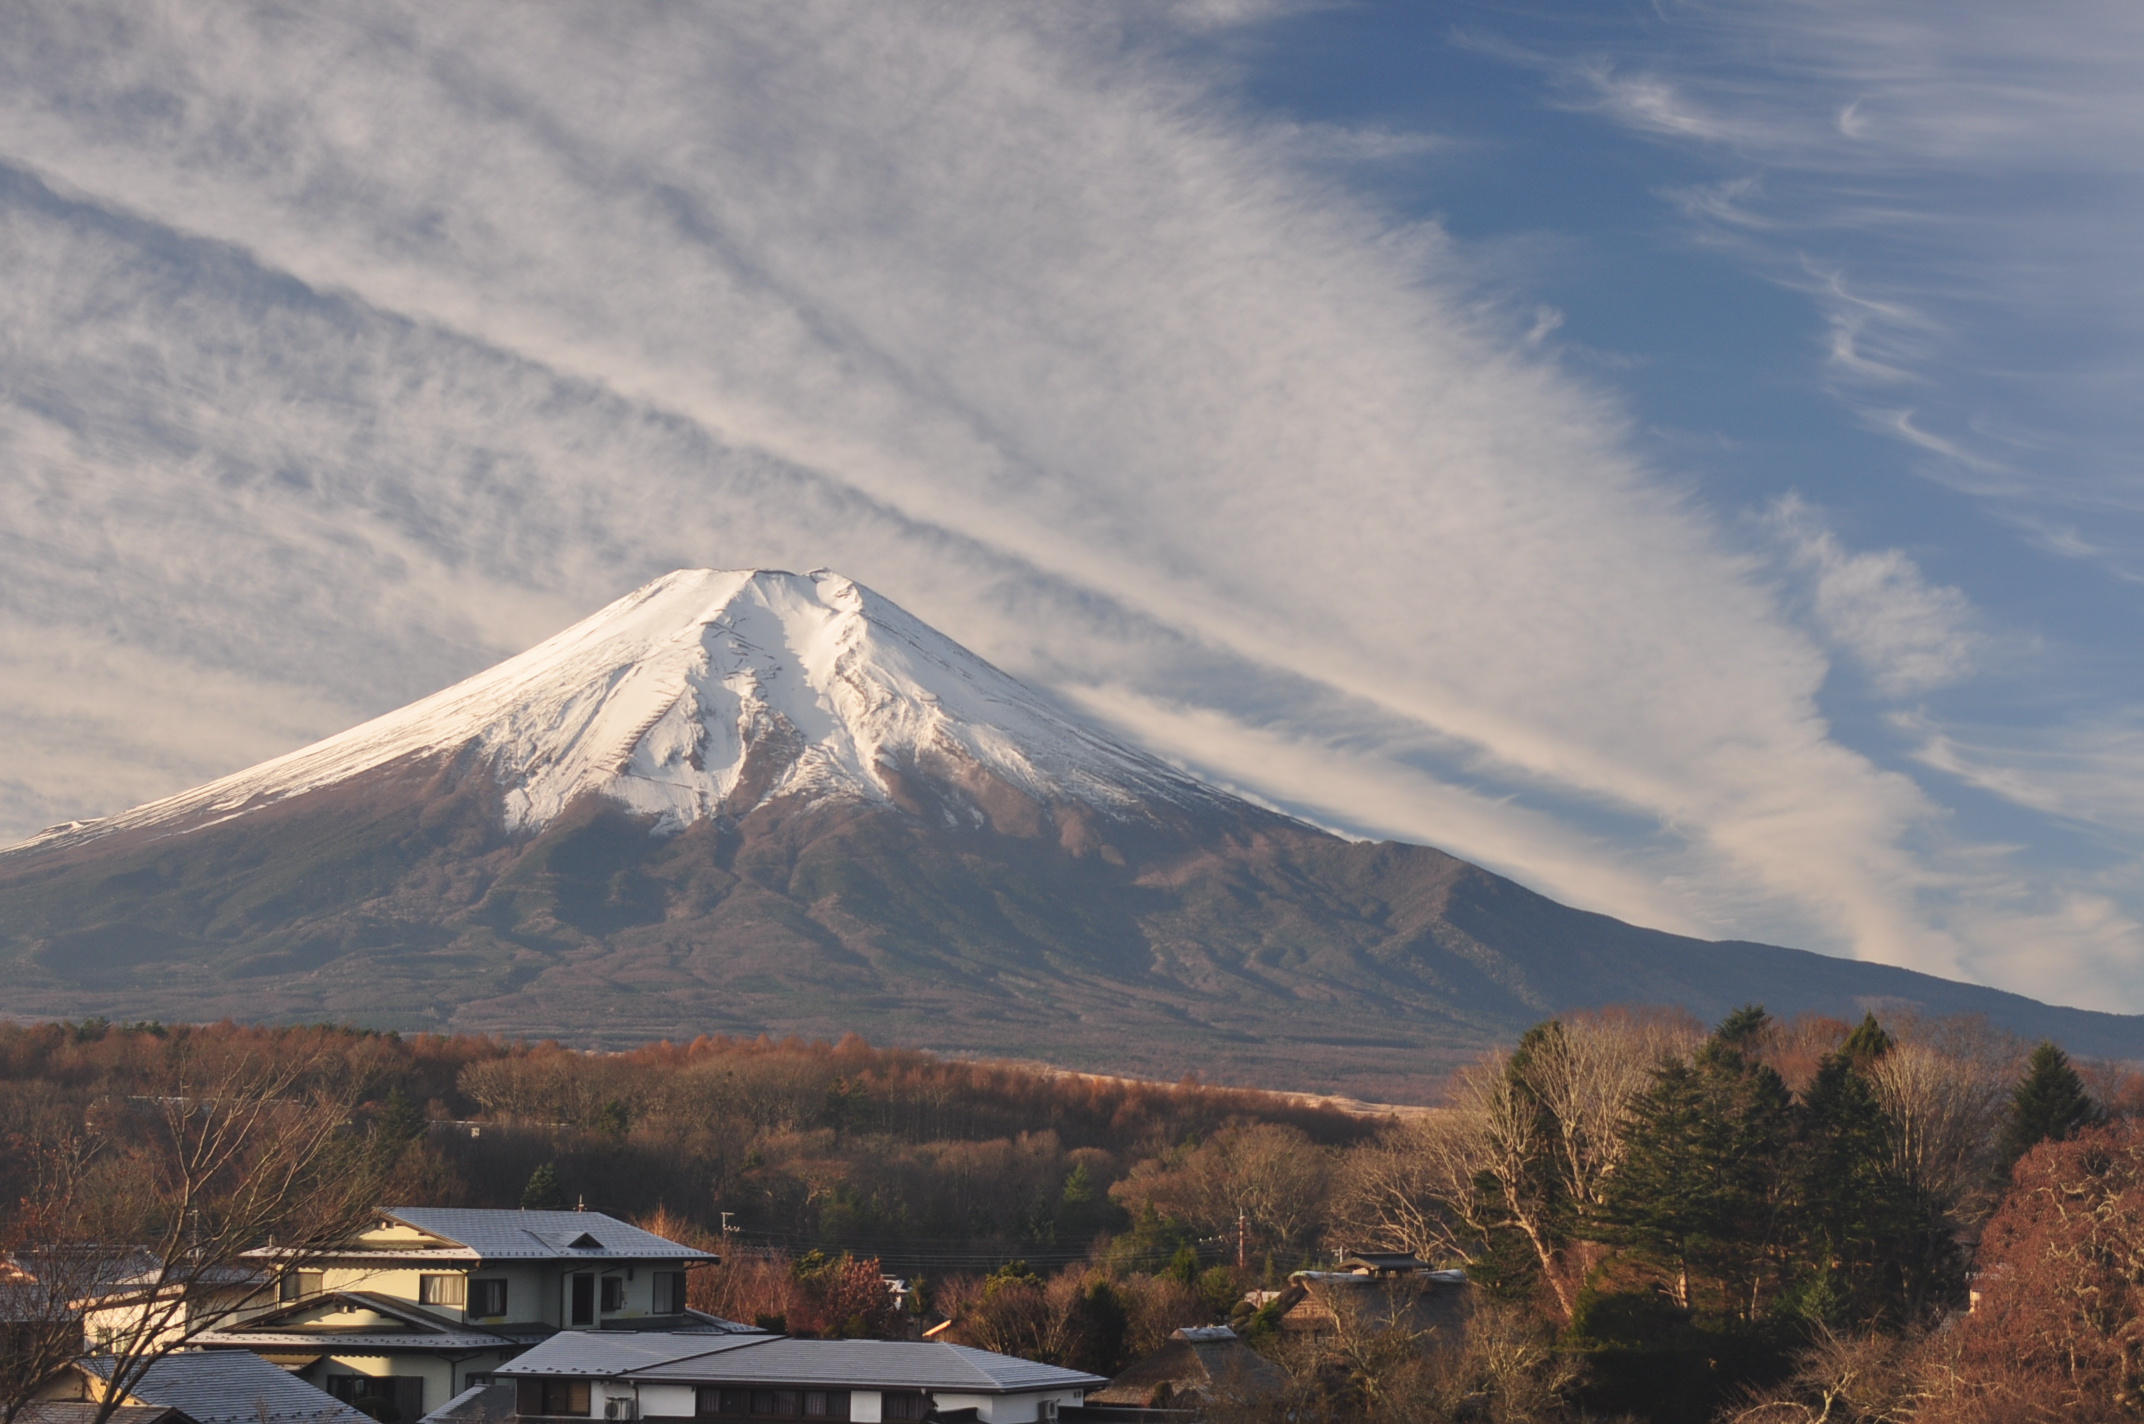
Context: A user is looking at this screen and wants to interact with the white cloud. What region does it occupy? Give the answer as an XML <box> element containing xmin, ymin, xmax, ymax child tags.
<box><xmin>0</xmin><ymin>0</ymin><xmax>2082</xmax><ymax>995</ymax></box>
<box><xmin>1532</xmin><ymin>0</ymin><xmax>2144</xmax><ymax>525</ymax></box>
<box><xmin>1765</xmin><ymin>497</ymin><xmax>1978</xmax><ymax>697</ymax></box>
<box><xmin>1268</xmin><ymin>120</ymin><xmax>1452</xmax><ymax>166</ymax></box>
<box><xmin>1916</xmin><ymin>717</ymin><xmax>2144</xmax><ymax>838</ymax></box>
<box><xmin>1067</xmin><ymin>684</ymin><xmax>1724</xmax><ymax>939</ymax></box>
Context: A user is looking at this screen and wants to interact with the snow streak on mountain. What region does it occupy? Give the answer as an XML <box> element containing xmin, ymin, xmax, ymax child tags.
<box><xmin>17</xmin><ymin>569</ymin><xmax>1211</xmax><ymax>852</ymax></box>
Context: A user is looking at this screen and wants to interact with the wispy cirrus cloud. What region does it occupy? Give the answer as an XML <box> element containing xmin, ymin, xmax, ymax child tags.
<box><xmin>1764</xmin><ymin>497</ymin><xmax>1978</xmax><ymax>698</ymax></box>
<box><xmin>0</xmin><ymin>0</ymin><xmax>2128</xmax><ymax>1004</ymax></box>
<box><xmin>1512</xmin><ymin>1</ymin><xmax>2144</xmax><ymax>538</ymax></box>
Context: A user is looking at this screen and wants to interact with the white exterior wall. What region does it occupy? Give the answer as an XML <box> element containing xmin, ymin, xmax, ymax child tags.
<box><xmin>637</xmin><ymin>1383</ymin><xmax>698</xmax><ymax>1418</ymax></box>
<box><xmin>932</xmin><ymin>1389</ymin><xmax>1085</xmax><ymax>1423</ymax></box>
<box><xmin>572</xmin><ymin>1383</ymin><xmax>1086</xmax><ymax>1424</ymax></box>
<box><xmin>82</xmin><ymin>1283</ymin><xmax>266</xmax><ymax>1351</ymax></box>
<box><xmin>466</xmin><ymin>1263</ymin><xmax>550</xmax><ymax>1324</ymax></box>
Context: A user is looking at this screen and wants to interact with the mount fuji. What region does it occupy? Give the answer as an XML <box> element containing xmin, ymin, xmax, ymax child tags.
<box><xmin>4</xmin><ymin>569</ymin><xmax>2139</xmax><ymax>1095</ymax></box>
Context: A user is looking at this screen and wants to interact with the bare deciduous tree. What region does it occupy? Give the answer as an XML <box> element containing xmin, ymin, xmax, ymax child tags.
<box><xmin>1111</xmin><ymin>1124</ymin><xmax>1330</xmax><ymax>1256</ymax></box>
<box><xmin>1517</xmin><ymin>1010</ymin><xmax>1698</xmax><ymax>1222</ymax></box>
<box><xmin>1866</xmin><ymin>1027</ymin><xmax>2014</xmax><ymax>1218</ymax></box>
<box><xmin>1718</xmin><ymin>1325</ymin><xmax>1930</xmax><ymax>1423</ymax></box>
<box><xmin>1326</xmin><ymin>1111</ymin><xmax>1481</xmax><ymax>1266</ymax></box>
<box><xmin>0</xmin><ymin>1043</ymin><xmax>393</xmax><ymax>1424</ymax></box>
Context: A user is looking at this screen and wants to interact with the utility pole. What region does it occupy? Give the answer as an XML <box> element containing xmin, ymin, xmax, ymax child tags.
<box><xmin>1236</xmin><ymin>1209</ymin><xmax>1247</xmax><ymax>1271</ymax></box>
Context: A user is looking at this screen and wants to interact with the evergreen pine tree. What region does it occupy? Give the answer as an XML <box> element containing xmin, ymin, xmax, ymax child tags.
<box><xmin>1602</xmin><ymin>1006</ymin><xmax>1796</xmax><ymax>1320</ymax></box>
<box><xmin>522</xmin><ymin>1162</ymin><xmax>563</xmax><ymax>1209</ymax></box>
<box><xmin>372</xmin><ymin>1086</ymin><xmax>426</xmax><ymax>1146</ymax></box>
<box><xmin>1841</xmin><ymin>1013</ymin><xmax>1893</xmax><ymax>1065</ymax></box>
<box><xmin>1791</xmin><ymin>1052</ymin><xmax>1915</xmax><ymax>1327</ymax></box>
<box><xmin>1999</xmin><ymin>1041</ymin><xmax>2100</xmax><ymax>1171</ymax></box>
<box><xmin>1055</xmin><ymin>1161</ymin><xmax>1108</xmax><ymax>1241</ymax></box>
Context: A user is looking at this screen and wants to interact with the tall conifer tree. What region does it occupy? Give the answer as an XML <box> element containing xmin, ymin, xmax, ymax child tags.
<box><xmin>1792</xmin><ymin>1051</ymin><xmax>1915</xmax><ymax>1327</ymax></box>
<box><xmin>1999</xmin><ymin>1041</ymin><xmax>2100</xmax><ymax>1172</ymax></box>
<box><xmin>1604</xmin><ymin>1006</ymin><xmax>1795</xmax><ymax>1320</ymax></box>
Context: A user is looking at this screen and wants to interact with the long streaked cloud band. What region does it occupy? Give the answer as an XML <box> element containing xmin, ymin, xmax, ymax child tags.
<box><xmin>0</xmin><ymin>1</ymin><xmax>2133</xmax><ymax>1006</ymax></box>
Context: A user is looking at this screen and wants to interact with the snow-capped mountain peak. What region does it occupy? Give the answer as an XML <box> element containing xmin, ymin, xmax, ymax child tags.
<box><xmin>23</xmin><ymin>569</ymin><xmax>1206</xmax><ymax>850</ymax></box>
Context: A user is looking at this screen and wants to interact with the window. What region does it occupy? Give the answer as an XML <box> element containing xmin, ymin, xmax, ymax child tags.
<box><xmin>569</xmin><ymin>1273</ymin><xmax>596</xmax><ymax>1326</ymax></box>
<box><xmin>279</xmin><ymin>1270</ymin><xmax>324</xmax><ymax>1302</ymax></box>
<box><xmin>881</xmin><ymin>1395</ymin><xmax>927</xmax><ymax>1421</ymax></box>
<box><xmin>694</xmin><ymin>1387</ymin><xmax>843</xmax><ymax>1420</ymax></box>
<box><xmin>545</xmin><ymin>1380</ymin><xmax>593</xmax><ymax>1416</ymax></box>
<box><xmin>418</xmin><ymin>1274</ymin><xmax>466</xmax><ymax>1307</ymax></box>
<box><xmin>470</xmin><ymin>1278</ymin><xmax>509</xmax><ymax>1318</ymax></box>
<box><xmin>517</xmin><ymin>1379</ymin><xmax>592</xmax><ymax>1417</ymax></box>
<box><xmin>600</xmin><ymin>1276</ymin><xmax>626</xmax><ymax>1313</ymax></box>
<box><xmin>653</xmin><ymin>1271</ymin><xmax>686</xmax><ymax>1314</ymax></box>
<box><xmin>327</xmin><ymin>1375</ymin><xmax>425</xmax><ymax>1422</ymax></box>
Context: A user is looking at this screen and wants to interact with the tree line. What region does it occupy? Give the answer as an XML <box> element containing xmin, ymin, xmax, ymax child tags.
<box><xmin>4</xmin><ymin>1011</ymin><xmax>2142</xmax><ymax>1422</ymax></box>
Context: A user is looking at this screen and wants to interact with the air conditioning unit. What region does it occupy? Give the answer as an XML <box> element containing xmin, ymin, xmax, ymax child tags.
<box><xmin>1038</xmin><ymin>1401</ymin><xmax>1059</xmax><ymax>1422</ymax></box>
<box><xmin>603</xmin><ymin>1400</ymin><xmax>639</xmax><ymax>1420</ymax></box>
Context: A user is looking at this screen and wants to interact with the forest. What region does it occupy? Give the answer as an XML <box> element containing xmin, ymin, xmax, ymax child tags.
<box><xmin>3</xmin><ymin>1007</ymin><xmax>2141</xmax><ymax>1424</ymax></box>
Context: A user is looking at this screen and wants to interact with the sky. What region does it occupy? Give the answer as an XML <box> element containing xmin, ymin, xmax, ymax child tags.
<box><xmin>2</xmin><ymin>2</ymin><xmax>2142</xmax><ymax>1011</ymax></box>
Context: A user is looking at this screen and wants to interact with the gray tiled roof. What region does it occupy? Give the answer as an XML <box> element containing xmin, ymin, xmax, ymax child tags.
<box><xmin>418</xmin><ymin>1383</ymin><xmax>516</xmax><ymax>1424</ymax></box>
<box><xmin>499</xmin><ymin>1331</ymin><xmax>772</xmax><ymax>1376</ymax></box>
<box><xmin>502</xmin><ymin>1333</ymin><xmax>1105</xmax><ymax>1393</ymax></box>
<box><xmin>640</xmin><ymin>1340</ymin><xmax>1105</xmax><ymax>1393</ymax></box>
<box><xmin>21</xmin><ymin>1405</ymin><xmax>192</xmax><ymax>1424</ymax></box>
<box><xmin>80</xmin><ymin>1352</ymin><xmax>373</xmax><ymax>1424</ymax></box>
<box><xmin>382</xmin><ymin>1209</ymin><xmax>713</xmax><ymax>1262</ymax></box>
<box><xmin>194</xmin><ymin>1290</ymin><xmax>512</xmax><ymax>1353</ymax></box>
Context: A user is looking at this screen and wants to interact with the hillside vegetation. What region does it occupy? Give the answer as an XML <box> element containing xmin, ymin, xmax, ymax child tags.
<box><xmin>5</xmin><ymin>1012</ymin><xmax>2141</xmax><ymax>1422</ymax></box>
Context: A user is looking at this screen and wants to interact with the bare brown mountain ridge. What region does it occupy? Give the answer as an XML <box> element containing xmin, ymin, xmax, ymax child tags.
<box><xmin>5</xmin><ymin>750</ymin><xmax>2139</xmax><ymax>1100</ymax></box>
<box><xmin>3</xmin><ymin>568</ymin><xmax>2137</xmax><ymax>1099</ymax></box>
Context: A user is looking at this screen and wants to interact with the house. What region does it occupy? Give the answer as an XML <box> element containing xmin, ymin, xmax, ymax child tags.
<box><xmin>7</xmin><ymin>1249</ymin><xmax>270</xmax><ymax>1356</ymax></box>
<box><xmin>1332</xmin><ymin>1252</ymin><xmax>1431</xmax><ymax>1278</ymax></box>
<box><xmin>1087</xmin><ymin>1326</ymin><xmax>1284</xmax><ymax>1411</ymax></box>
<box><xmin>193</xmin><ymin>1209</ymin><xmax>733</xmax><ymax>1419</ymax></box>
<box><xmin>498</xmin><ymin>1329</ymin><xmax>1107</xmax><ymax>1422</ymax></box>
<box><xmin>78</xmin><ymin>1261</ymin><xmax>275</xmax><ymax>1352</ymax></box>
<box><xmin>37</xmin><ymin>1350</ymin><xmax>371</xmax><ymax>1424</ymax></box>
<box><xmin>1236</xmin><ymin>1267</ymin><xmax>1469</xmax><ymax>1339</ymax></box>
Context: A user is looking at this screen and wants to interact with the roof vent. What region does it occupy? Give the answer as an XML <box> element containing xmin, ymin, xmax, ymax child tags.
<box><xmin>568</xmin><ymin>1232</ymin><xmax>603</xmax><ymax>1250</ymax></box>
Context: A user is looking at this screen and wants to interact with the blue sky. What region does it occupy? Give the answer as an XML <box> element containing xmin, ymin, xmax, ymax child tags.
<box><xmin>2</xmin><ymin>2</ymin><xmax>2141</xmax><ymax>1010</ymax></box>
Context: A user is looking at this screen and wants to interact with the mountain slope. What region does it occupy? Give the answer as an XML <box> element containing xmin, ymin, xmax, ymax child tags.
<box><xmin>3</xmin><ymin>569</ymin><xmax>2138</xmax><ymax>1097</ymax></box>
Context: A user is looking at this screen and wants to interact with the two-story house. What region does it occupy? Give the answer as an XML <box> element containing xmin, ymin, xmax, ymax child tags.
<box><xmin>195</xmin><ymin>1209</ymin><xmax>737</xmax><ymax>1420</ymax></box>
